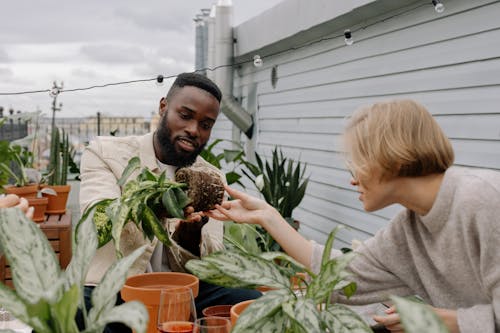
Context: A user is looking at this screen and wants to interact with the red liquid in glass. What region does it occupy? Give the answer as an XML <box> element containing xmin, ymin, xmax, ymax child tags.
<box><xmin>158</xmin><ymin>321</ymin><xmax>194</xmax><ymax>333</ymax></box>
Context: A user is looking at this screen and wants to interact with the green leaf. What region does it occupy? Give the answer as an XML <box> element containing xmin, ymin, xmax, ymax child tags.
<box><xmin>66</xmin><ymin>212</ymin><xmax>98</xmax><ymax>303</ymax></box>
<box><xmin>162</xmin><ymin>188</ymin><xmax>184</xmax><ymax>219</ymax></box>
<box><xmin>203</xmin><ymin>251</ymin><xmax>290</xmax><ymax>289</ymax></box>
<box><xmin>321</xmin><ymin>304</ymin><xmax>373</xmax><ymax>333</ymax></box>
<box><xmin>85</xmin><ymin>301</ymin><xmax>148</xmax><ymax>333</ymax></box>
<box><xmin>0</xmin><ymin>284</ymin><xmax>29</xmax><ymax>325</ymax></box>
<box><xmin>88</xmin><ymin>245</ymin><xmax>147</xmax><ymax>324</ymax></box>
<box><xmin>0</xmin><ymin>208</ymin><xmax>61</xmax><ymax>304</ymax></box>
<box><xmin>185</xmin><ymin>259</ymin><xmax>256</xmax><ymax>289</ymax></box>
<box><xmin>223</xmin><ymin>149</ymin><xmax>244</xmax><ymax>163</ymax></box>
<box><xmin>232</xmin><ymin>289</ymin><xmax>292</xmax><ymax>333</ymax></box>
<box><xmin>293</xmin><ymin>298</ymin><xmax>322</xmax><ymax>333</ymax></box>
<box><xmin>51</xmin><ymin>284</ymin><xmax>80</xmax><ymax>333</ymax></box>
<box><xmin>307</xmin><ymin>252</ymin><xmax>356</xmax><ymax>303</ymax></box>
<box><xmin>110</xmin><ymin>202</ymin><xmax>132</xmax><ymax>256</ymax></box>
<box><xmin>172</xmin><ymin>186</ymin><xmax>191</xmax><ymax>209</ymax></box>
<box><xmin>322</xmin><ymin>227</ymin><xmax>342</xmax><ymax>268</ymax></box>
<box><xmin>225</xmin><ymin>171</ymin><xmax>242</xmax><ymax>185</ymax></box>
<box><xmin>391</xmin><ymin>296</ymin><xmax>449</xmax><ymax>333</ymax></box>
<box><xmin>224</xmin><ymin>222</ymin><xmax>262</xmax><ymax>255</ymax></box>
<box><xmin>117</xmin><ymin>156</ymin><xmax>141</xmax><ymax>186</ymax></box>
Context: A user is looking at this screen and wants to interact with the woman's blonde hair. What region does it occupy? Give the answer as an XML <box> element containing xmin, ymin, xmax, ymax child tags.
<box><xmin>343</xmin><ymin>99</ymin><xmax>454</xmax><ymax>179</ymax></box>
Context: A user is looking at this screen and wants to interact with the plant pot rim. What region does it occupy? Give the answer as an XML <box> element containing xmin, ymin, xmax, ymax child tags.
<box><xmin>121</xmin><ymin>272</ymin><xmax>199</xmax><ymax>304</ymax></box>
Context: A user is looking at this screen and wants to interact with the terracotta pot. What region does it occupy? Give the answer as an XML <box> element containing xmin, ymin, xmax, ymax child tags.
<box><xmin>41</xmin><ymin>184</ymin><xmax>71</xmax><ymax>214</ymax></box>
<box><xmin>202</xmin><ymin>304</ymin><xmax>232</xmax><ymax>319</ymax></box>
<box><xmin>27</xmin><ymin>197</ymin><xmax>49</xmax><ymax>223</ymax></box>
<box><xmin>4</xmin><ymin>184</ymin><xmax>38</xmax><ymax>198</ymax></box>
<box><xmin>230</xmin><ymin>299</ymin><xmax>254</xmax><ymax>327</ymax></box>
<box><xmin>121</xmin><ymin>272</ymin><xmax>199</xmax><ymax>333</ymax></box>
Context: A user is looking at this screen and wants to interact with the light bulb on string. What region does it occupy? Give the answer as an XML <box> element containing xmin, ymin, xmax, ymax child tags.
<box><xmin>49</xmin><ymin>86</ymin><xmax>60</xmax><ymax>98</ymax></box>
<box><xmin>344</xmin><ymin>29</ymin><xmax>354</xmax><ymax>46</ymax></box>
<box><xmin>432</xmin><ymin>0</ymin><xmax>445</xmax><ymax>13</ymax></box>
<box><xmin>253</xmin><ymin>55</ymin><xmax>263</xmax><ymax>67</ymax></box>
<box><xmin>156</xmin><ymin>75</ymin><xmax>164</xmax><ymax>86</ymax></box>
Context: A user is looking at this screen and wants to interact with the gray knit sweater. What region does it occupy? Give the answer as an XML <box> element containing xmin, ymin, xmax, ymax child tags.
<box><xmin>311</xmin><ymin>167</ymin><xmax>500</xmax><ymax>333</ymax></box>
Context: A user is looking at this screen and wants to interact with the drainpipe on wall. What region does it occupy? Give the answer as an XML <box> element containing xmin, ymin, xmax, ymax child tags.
<box><xmin>214</xmin><ymin>0</ymin><xmax>254</xmax><ymax>139</ymax></box>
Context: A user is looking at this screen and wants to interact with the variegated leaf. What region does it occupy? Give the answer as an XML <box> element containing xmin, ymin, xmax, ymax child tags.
<box><xmin>391</xmin><ymin>296</ymin><xmax>449</xmax><ymax>333</ymax></box>
<box><xmin>185</xmin><ymin>259</ymin><xmax>256</xmax><ymax>289</ymax></box>
<box><xmin>65</xmin><ymin>213</ymin><xmax>98</xmax><ymax>297</ymax></box>
<box><xmin>85</xmin><ymin>301</ymin><xmax>148</xmax><ymax>333</ymax></box>
<box><xmin>240</xmin><ymin>308</ymin><xmax>288</xmax><ymax>333</ymax></box>
<box><xmin>88</xmin><ymin>245</ymin><xmax>147</xmax><ymax>323</ymax></box>
<box><xmin>232</xmin><ymin>289</ymin><xmax>292</xmax><ymax>333</ymax></box>
<box><xmin>0</xmin><ymin>284</ymin><xmax>29</xmax><ymax>324</ymax></box>
<box><xmin>117</xmin><ymin>156</ymin><xmax>141</xmax><ymax>186</ymax></box>
<box><xmin>110</xmin><ymin>202</ymin><xmax>131</xmax><ymax>257</ymax></box>
<box><xmin>321</xmin><ymin>304</ymin><xmax>373</xmax><ymax>333</ymax></box>
<box><xmin>293</xmin><ymin>298</ymin><xmax>322</xmax><ymax>333</ymax></box>
<box><xmin>259</xmin><ymin>251</ymin><xmax>308</xmax><ymax>275</ymax></box>
<box><xmin>307</xmin><ymin>252</ymin><xmax>356</xmax><ymax>303</ymax></box>
<box><xmin>51</xmin><ymin>284</ymin><xmax>80</xmax><ymax>333</ymax></box>
<box><xmin>203</xmin><ymin>251</ymin><xmax>290</xmax><ymax>289</ymax></box>
<box><xmin>0</xmin><ymin>208</ymin><xmax>61</xmax><ymax>303</ymax></box>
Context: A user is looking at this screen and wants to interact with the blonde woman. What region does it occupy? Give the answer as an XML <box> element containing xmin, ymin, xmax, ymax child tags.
<box><xmin>207</xmin><ymin>100</ymin><xmax>500</xmax><ymax>333</ymax></box>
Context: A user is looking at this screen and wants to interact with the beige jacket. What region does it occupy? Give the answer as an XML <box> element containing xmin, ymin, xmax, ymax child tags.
<box><xmin>80</xmin><ymin>132</ymin><xmax>225</xmax><ymax>285</ymax></box>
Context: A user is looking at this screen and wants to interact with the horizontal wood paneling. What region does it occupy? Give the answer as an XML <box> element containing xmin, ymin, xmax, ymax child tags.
<box><xmin>223</xmin><ymin>0</ymin><xmax>500</xmax><ymax>246</ymax></box>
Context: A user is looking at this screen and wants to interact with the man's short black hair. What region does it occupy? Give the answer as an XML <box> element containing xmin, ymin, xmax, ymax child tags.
<box><xmin>166</xmin><ymin>72</ymin><xmax>222</xmax><ymax>103</ymax></box>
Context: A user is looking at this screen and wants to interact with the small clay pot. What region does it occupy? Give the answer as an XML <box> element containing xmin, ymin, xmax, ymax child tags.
<box><xmin>41</xmin><ymin>184</ymin><xmax>71</xmax><ymax>214</ymax></box>
<box><xmin>202</xmin><ymin>304</ymin><xmax>232</xmax><ymax>318</ymax></box>
<box><xmin>27</xmin><ymin>197</ymin><xmax>49</xmax><ymax>223</ymax></box>
<box><xmin>4</xmin><ymin>184</ymin><xmax>38</xmax><ymax>198</ymax></box>
<box><xmin>121</xmin><ymin>272</ymin><xmax>199</xmax><ymax>333</ymax></box>
<box><xmin>230</xmin><ymin>299</ymin><xmax>254</xmax><ymax>327</ymax></box>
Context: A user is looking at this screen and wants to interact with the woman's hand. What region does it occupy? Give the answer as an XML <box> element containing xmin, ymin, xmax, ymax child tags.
<box><xmin>205</xmin><ymin>185</ymin><xmax>279</xmax><ymax>227</ymax></box>
<box><xmin>0</xmin><ymin>194</ymin><xmax>34</xmax><ymax>219</ymax></box>
<box><xmin>373</xmin><ymin>305</ymin><xmax>459</xmax><ymax>333</ymax></box>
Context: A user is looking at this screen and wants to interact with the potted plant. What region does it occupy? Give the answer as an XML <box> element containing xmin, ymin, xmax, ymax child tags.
<box><xmin>42</xmin><ymin>127</ymin><xmax>71</xmax><ymax>214</ymax></box>
<box><xmin>201</xmin><ymin>138</ymin><xmax>246</xmax><ymax>186</ymax></box>
<box><xmin>0</xmin><ymin>144</ymin><xmax>38</xmax><ymax>198</ymax></box>
<box><xmin>186</xmin><ymin>228</ymin><xmax>449</xmax><ymax>333</ymax></box>
<box><xmin>0</xmin><ymin>206</ymin><xmax>149</xmax><ymax>333</ymax></box>
<box><xmin>242</xmin><ymin>147</ymin><xmax>309</xmax><ymax>251</ymax></box>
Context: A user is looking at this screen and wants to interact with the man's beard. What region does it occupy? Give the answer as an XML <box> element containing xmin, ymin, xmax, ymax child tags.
<box><xmin>155</xmin><ymin>115</ymin><xmax>206</xmax><ymax>168</ymax></box>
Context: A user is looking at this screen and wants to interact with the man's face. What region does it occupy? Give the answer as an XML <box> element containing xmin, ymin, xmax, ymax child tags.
<box><xmin>155</xmin><ymin>85</ymin><xmax>220</xmax><ymax>167</ymax></box>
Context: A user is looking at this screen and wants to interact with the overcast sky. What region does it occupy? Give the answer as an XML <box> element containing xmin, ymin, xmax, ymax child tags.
<box><xmin>0</xmin><ymin>0</ymin><xmax>282</xmax><ymax>119</ymax></box>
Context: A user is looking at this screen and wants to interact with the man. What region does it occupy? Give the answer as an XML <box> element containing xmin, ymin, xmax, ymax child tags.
<box><xmin>79</xmin><ymin>72</ymin><xmax>260</xmax><ymax>332</ymax></box>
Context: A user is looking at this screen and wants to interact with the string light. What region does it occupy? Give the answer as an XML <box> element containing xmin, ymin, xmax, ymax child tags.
<box><xmin>0</xmin><ymin>2</ymin><xmax>433</xmax><ymax>96</ymax></box>
<box><xmin>253</xmin><ymin>55</ymin><xmax>263</xmax><ymax>67</ymax></box>
<box><xmin>344</xmin><ymin>29</ymin><xmax>354</xmax><ymax>46</ymax></box>
<box><xmin>156</xmin><ymin>75</ymin><xmax>164</xmax><ymax>86</ymax></box>
<box><xmin>49</xmin><ymin>86</ymin><xmax>61</xmax><ymax>98</ymax></box>
<box><xmin>432</xmin><ymin>0</ymin><xmax>445</xmax><ymax>13</ymax></box>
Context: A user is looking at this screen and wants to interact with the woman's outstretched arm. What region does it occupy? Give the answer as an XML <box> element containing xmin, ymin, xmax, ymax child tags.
<box><xmin>206</xmin><ymin>185</ymin><xmax>313</xmax><ymax>267</ymax></box>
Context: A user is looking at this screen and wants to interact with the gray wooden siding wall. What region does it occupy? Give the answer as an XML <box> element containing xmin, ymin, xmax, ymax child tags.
<box><xmin>210</xmin><ymin>0</ymin><xmax>500</xmax><ymax>248</ymax></box>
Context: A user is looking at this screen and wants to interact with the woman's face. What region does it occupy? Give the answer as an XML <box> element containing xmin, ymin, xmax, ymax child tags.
<box><xmin>349</xmin><ymin>165</ymin><xmax>399</xmax><ymax>212</ymax></box>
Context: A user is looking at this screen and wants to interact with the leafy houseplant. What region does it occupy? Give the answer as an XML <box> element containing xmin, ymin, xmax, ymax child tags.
<box><xmin>79</xmin><ymin>156</ymin><xmax>225</xmax><ymax>255</ymax></box>
<box><xmin>186</xmin><ymin>228</ymin><xmax>449</xmax><ymax>333</ymax></box>
<box><xmin>0</xmin><ymin>207</ymin><xmax>149</xmax><ymax>333</ymax></box>
<box><xmin>200</xmin><ymin>138</ymin><xmax>246</xmax><ymax>186</ymax></box>
<box><xmin>0</xmin><ymin>144</ymin><xmax>32</xmax><ymax>188</ymax></box>
<box><xmin>242</xmin><ymin>147</ymin><xmax>309</xmax><ymax>251</ymax></box>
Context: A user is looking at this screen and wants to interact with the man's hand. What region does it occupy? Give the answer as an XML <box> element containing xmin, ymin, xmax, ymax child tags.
<box><xmin>0</xmin><ymin>194</ymin><xmax>34</xmax><ymax>219</ymax></box>
<box><xmin>172</xmin><ymin>215</ymin><xmax>209</xmax><ymax>257</ymax></box>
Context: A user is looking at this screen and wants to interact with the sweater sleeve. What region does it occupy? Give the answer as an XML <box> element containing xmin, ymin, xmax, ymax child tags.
<box><xmin>456</xmin><ymin>187</ymin><xmax>500</xmax><ymax>333</ymax></box>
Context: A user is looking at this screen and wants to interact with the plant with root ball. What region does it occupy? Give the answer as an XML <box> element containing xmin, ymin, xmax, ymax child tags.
<box><xmin>76</xmin><ymin>156</ymin><xmax>225</xmax><ymax>256</ymax></box>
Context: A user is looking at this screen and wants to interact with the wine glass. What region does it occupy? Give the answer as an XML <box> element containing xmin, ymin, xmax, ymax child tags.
<box><xmin>157</xmin><ymin>287</ymin><xmax>197</xmax><ymax>333</ymax></box>
<box><xmin>193</xmin><ymin>317</ymin><xmax>231</xmax><ymax>333</ymax></box>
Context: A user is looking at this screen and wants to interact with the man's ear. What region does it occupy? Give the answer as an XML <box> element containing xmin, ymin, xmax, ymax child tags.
<box><xmin>159</xmin><ymin>97</ymin><xmax>168</xmax><ymax>116</ymax></box>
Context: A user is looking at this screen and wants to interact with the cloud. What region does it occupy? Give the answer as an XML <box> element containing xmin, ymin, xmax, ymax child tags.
<box><xmin>71</xmin><ymin>68</ymin><xmax>100</xmax><ymax>79</ymax></box>
<box><xmin>80</xmin><ymin>43</ymin><xmax>145</xmax><ymax>64</ymax></box>
<box><xmin>0</xmin><ymin>67</ymin><xmax>13</xmax><ymax>78</ymax></box>
<box><xmin>0</xmin><ymin>48</ymin><xmax>10</xmax><ymax>62</ymax></box>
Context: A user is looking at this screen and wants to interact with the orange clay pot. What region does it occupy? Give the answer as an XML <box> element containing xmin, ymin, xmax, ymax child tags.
<box><xmin>41</xmin><ymin>184</ymin><xmax>71</xmax><ymax>214</ymax></box>
<box><xmin>4</xmin><ymin>184</ymin><xmax>38</xmax><ymax>198</ymax></box>
<box><xmin>202</xmin><ymin>304</ymin><xmax>232</xmax><ymax>319</ymax></box>
<box><xmin>121</xmin><ymin>272</ymin><xmax>199</xmax><ymax>333</ymax></box>
<box><xmin>230</xmin><ymin>299</ymin><xmax>254</xmax><ymax>327</ymax></box>
<box><xmin>27</xmin><ymin>197</ymin><xmax>49</xmax><ymax>223</ymax></box>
